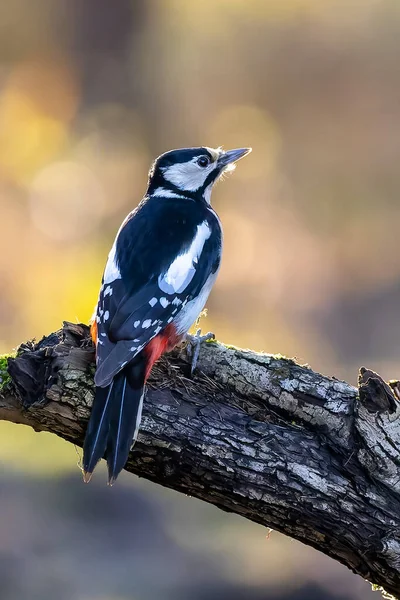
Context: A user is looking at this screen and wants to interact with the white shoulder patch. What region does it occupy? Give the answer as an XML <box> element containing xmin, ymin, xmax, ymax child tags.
<box><xmin>158</xmin><ymin>221</ymin><xmax>211</xmax><ymax>294</ymax></box>
<box><xmin>103</xmin><ymin>211</ymin><xmax>135</xmax><ymax>284</ymax></box>
<box><xmin>103</xmin><ymin>239</ymin><xmax>121</xmax><ymax>284</ymax></box>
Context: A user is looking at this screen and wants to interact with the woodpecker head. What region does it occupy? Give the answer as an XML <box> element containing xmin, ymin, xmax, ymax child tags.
<box><xmin>147</xmin><ymin>146</ymin><xmax>251</xmax><ymax>203</ymax></box>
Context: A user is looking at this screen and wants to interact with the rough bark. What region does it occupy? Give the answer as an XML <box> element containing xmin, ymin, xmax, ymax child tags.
<box><xmin>1</xmin><ymin>322</ymin><xmax>400</xmax><ymax>598</ymax></box>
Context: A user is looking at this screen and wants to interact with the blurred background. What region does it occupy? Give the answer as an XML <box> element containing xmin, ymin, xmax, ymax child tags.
<box><xmin>0</xmin><ymin>0</ymin><xmax>398</xmax><ymax>598</ymax></box>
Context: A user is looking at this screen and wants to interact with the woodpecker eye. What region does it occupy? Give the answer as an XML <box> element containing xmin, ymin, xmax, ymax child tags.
<box><xmin>198</xmin><ymin>156</ymin><xmax>210</xmax><ymax>168</ymax></box>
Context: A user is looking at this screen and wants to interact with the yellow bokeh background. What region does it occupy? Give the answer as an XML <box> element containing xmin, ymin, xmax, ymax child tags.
<box><xmin>0</xmin><ymin>1</ymin><xmax>398</xmax><ymax>599</ymax></box>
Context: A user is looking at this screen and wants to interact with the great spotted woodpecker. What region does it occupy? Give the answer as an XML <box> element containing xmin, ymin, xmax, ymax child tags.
<box><xmin>83</xmin><ymin>146</ymin><xmax>251</xmax><ymax>484</ymax></box>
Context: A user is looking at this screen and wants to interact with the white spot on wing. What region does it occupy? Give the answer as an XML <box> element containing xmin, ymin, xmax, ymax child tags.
<box><xmin>104</xmin><ymin>310</ymin><xmax>110</xmax><ymax>321</ymax></box>
<box><xmin>158</xmin><ymin>221</ymin><xmax>211</xmax><ymax>294</ymax></box>
<box><xmin>134</xmin><ymin>320</ymin><xmax>140</xmax><ymax>328</ymax></box>
<box><xmin>154</xmin><ymin>326</ymin><xmax>162</xmax><ymax>335</ymax></box>
<box><xmin>104</xmin><ymin>285</ymin><xmax>113</xmax><ymax>297</ymax></box>
<box><xmin>142</xmin><ymin>319</ymin><xmax>151</xmax><ymax>328</ymax></box>
<box><xmin>149</xmin><ymin>297</ymin><xmax>157</xmax><ymax>307</ymax></box>
<box><xmin>159</xmin><ymin>297</ymin><xmax>169</xmax><ymax>308</ymax></box>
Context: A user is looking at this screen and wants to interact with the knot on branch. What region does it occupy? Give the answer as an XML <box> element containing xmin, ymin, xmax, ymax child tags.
<box><xmin>356</xmin><ymin>367</ymin><xmax>400</xmax><ymax>496</ymax></box>
<box><xmin>380</xmin><ymin>534</ymin><xmax>400</xmax><ymax>572</ymax></box>
<box><xmin>7</xmin><ymin>322</ymin><xmax>95</xmax><ymax>408</ymax></box>
<box><xmin>358</xmin><ymin>367</ymin><xmax>398</xmax><ymax>414</ymax></box>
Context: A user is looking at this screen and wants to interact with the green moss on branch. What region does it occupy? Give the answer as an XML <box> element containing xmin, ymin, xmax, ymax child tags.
<box><xmin>0</xmin><ymin>353</ymin><xmax>14</xmax><ymax>392</ymax></box>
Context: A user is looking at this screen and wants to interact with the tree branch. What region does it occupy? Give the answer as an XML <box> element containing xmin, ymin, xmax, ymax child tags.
<box><xmin>1</xmin><ymin>322</ymin><xmax>400</xmax><ymax>598</ymax></box>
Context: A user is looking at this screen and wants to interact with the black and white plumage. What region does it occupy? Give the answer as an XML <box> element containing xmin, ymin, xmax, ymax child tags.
<box><xmin>83</xmin><ymin>145</ymin><xmax>251</xmax><ymax>484</ymax></box>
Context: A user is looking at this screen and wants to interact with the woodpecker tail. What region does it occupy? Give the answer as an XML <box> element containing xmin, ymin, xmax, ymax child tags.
<box><xmin>83</xmin><ymin>358</ymin><xmax>146</xmax><ymax>485</ymax></box>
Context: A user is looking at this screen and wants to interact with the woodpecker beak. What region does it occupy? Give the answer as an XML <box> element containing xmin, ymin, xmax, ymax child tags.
<box><xmin>218</xmin><ymin>147</ymin><xmax>252</xmax><ymax>167</ymax></box>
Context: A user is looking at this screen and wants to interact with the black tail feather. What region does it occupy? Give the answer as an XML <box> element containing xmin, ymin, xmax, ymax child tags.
<box><xmin>83</xmin><ymin>359</ymin><xmax>146</xmax><ymax>484</ymax></box>
<box><xmin>106</xmin><ymin>374</ymin><xmax>145</xmax><ymax>485</ymax></box>
<box><xmin>82</xmin><ymin>380</ymin><xmax>114</xmax><ymax>480</ymax></box>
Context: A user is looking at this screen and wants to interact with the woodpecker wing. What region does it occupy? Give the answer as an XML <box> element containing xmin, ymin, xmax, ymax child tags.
<box><xmin>94</xmin><ymin>197</ymin><xmax>221</xmax><ymax>387</ymax></box>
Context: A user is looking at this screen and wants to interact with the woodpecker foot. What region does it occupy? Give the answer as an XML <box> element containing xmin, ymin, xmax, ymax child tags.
<box><xmin>186</xmin><ymin>329</ymin><xmax>215</xmax><ymax>375</ymax></box>
<box><xmin>82</xmin><ymin>470</ymin><xmax>93</xmax><ymax>484</ymax></box>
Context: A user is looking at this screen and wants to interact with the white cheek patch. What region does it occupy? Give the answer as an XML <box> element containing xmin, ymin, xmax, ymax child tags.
<box><xmin>158</xmin><ymin>221</ymin><xmax>211</xmax><ymax>294</ymax></box>
<box><xmin>162</xmin><ymin>159</ymin><xmax>216</xmax><ymax>191</ymax></box>
<box><xmin>103</xmin><ymin>240</ymin><xmax>121</xmax><ymax>284</ymax></box>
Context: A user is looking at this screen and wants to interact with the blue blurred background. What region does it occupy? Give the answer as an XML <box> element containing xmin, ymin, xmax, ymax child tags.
<box><xmin>1</xmin><ymin>1</ymin><xmax>399</xmax><ymax>598</ymax></box>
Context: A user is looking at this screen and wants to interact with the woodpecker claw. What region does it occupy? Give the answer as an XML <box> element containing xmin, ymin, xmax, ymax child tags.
<box><xmin>82</xmin><ymin>470</ymin><xmax>93</xmax><ymax>484</ymax></box>
<box><xmin>186</xmin><ymin>329</ymin><xmax>215</xmax><ymax>375</ymax></box>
